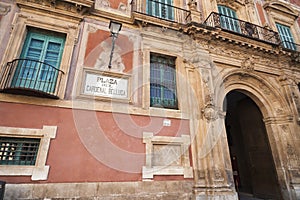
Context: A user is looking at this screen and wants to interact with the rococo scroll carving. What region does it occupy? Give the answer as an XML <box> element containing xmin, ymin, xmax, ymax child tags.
<box><xmin>202</xmin><ymin>94</ymin><xmax>225</xmax><ymax>122</ymax></box>
<box><xmin>216</xmin><ymin>0</ymin><xmax>245</xmax><ymax>10</ymax></box>
<box><xmin>95</xmin><ymin>0</ymin><xmax>110</xmax><ymax>8</ymax></box>
<box><xmin>241</xmin><ymin>56</ymin><xmax>255</xmax><ymax>73</ymax></box>
<box><xmin>0</xmin><ymin>3</ymin><xmax>11</xmax><ymax>16</ymax></box>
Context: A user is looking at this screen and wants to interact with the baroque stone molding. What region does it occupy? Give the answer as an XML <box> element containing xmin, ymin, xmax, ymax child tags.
<box><xmin>94</xmin><ymin>41</ymin><xmax>125</xmax><ymax>73</ymax></box>
<box><xmin>216</xmin><ymin>0</ymin><xmax>245</xmax><ymax>10</ymax></box>
<box><xmin>188</xmin><ymin>0</ymin><xmax>197</xmax><ymax>10</ymax></box>
<box><xmin>213</xmin><ymin>166</ymin><xmax>225</xmax><ymax>182</ymax></box>
<box><xmin>201</xmin><ymin>101</ymin><xmax>225</xmax><ymax>122</ymax></box>
<box><xmin>241</xmin><ymin>56</ymin><xmax>255</xmax><ymax>73</ymax></box>
<box><xmin>142</xmin><ymin>132</ymin><xmax>193</xmax><ymax>179</ymax></box>
<box><xmin>95</xmin><ymin>0</ymin><xmax>110</xmax><ymax>8</ymax></box>
<box><xmin>263</xmin><ymin>1</ymin><xmax>300</xmax><ymax>21</ymax></box>
<box><xmin>0</xmin><ymin>3</ymin><xmax>11</xmax><ymax>16</ymax></box>
<box><xmin>87</xmin><ymin>24</ymin><xmax>98</xmax><ymax>33</ymax></box>
<box><xmin>17</xmin><ymin>0</ymin><xmax>92</xmax><ymax>19</ymax></box>
<box><xmin>118</xmin><ymin>3</ymin><xmax>127</xmax><ymax>12</ymax></box>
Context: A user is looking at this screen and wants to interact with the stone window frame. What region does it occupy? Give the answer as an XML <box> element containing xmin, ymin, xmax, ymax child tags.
<box><xmin>0</xmin><ymin>126</ymin><xmax>57</xmax><ymax>180</ymax></box>
<box><xmin>142</xmin><ymin>132</ymin><xmax>193</xmax><ymax>179</ymax></box>
<box><xmin>263</xmin><ymin>1</ymin><xmax>300</xmax><ymax>45</ymax></box>
<box><xmin>149</xmin><ymin>52</ymin><xmax>178</xmax><ymax>110</ymax></box>
<box><xmin>0</xmin><ymin>10</ymin><xmax>78</xmax><ymax>99</ymax></box>
<box><xmin>143</xmin><ymin>50</ymin><xmax>184</xmax><ymax>119</ymax></box>
<box><xmin>201</xmin><ymin>0</ymin><xmax>252</xmax><ymax>23</ymax></box>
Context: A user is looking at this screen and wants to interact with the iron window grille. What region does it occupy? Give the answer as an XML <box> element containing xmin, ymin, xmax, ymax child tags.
<box><xmin>0</xmin><ymin>137</ymin><xmax>40</xmax><ymax>166</ymax></box>
<box><xmin>150</xmin><ymin>53</ymin><xmax>178</xmax><ymax>109</ymax></box>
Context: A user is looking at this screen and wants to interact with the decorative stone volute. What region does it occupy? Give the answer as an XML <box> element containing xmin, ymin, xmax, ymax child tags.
<box><xmin>0</xmin><ymin>2</ymin><xmax>11</xmax><ymax>16</ymax></box>
<box><xmin>241</xmin><ymin>56</ymin><xmax>255</xmax><ymax>73</ymax></box>
<box><xmin>201</xmin><ymin>95</ymin><xmax>225</xmax><ymax>122</ymax></box>
<box><xmin>216</xmin><ymin>0</ymin><xmax>245</xmax><ymax>10</ymax></box>
<box><xmin>187</xmin><ymin>0</ymin><xmax>202</xmax><ymax>23</ymax></box>
<box><xmin>16</xmin><ymin>0</ymin><xmax>93</xmax><ymax>19</ymax></box>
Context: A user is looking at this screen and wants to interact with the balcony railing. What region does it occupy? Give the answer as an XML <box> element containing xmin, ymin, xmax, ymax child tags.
<box><xmin>204</xmin><ymin>12</ymin><xmax>281</xmax><ymax>45</ymax></box>
<box><xmin>0</xmin><ymin>59</ymin><xmax>64</xmax><ymax>99</ymax></box>
<box><xmin>131</xmin><ymin>0</ymin><xmax>191</xmax><ymax>24</ymax></box>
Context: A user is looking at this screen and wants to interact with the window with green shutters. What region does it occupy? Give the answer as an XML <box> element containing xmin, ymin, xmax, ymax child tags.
<box><xmin>218</xmin><ymin>5</ymin><xmax>240</xmax><ymax>33</ymax></box>
<box><xmin>11</xmin><ymin>28</ymin><xmax>66</xmax><ymax>93</ymax></box>
<box><xmin>147</xmin><ymin>0</ymin><xmax>174</xmax><ymax>20</ymax></box>
<box><xmin>0</xmin><ymin>137</ymin><xmax>40</xmax><ymax>166</ymax></box>
<box><xmin>276</xmin><ymin>23</ymin><xmax>296</xmax><ymax>51</ymax></box>
<box><xmin>150</xmin><ymin>53</ymin><xmax>178</xmax><ymax>109</ymax></box>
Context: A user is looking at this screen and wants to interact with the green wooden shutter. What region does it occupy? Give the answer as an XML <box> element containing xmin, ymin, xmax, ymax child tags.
<box><xmin>276</xmin><ymin>23</ymin><xmax>296</xmax><ymax>50</ymax></box>
<box><xmin>147</xmin><ymin>0</ymin><xmax>174</xmax><ymax>20</ymax></box>
<box><xmin>150</xmin><ymin>54</ymin><xmax>177</xmax><ymax>109</ymax></box>
<box><xmin>218</xmin><ymin>5</ymin><xmax>240</xmax><ymax>33</ymax></box>
<box><xmin>12</xmin><ymin>28</ymin><xmax>65</xmax><ymax>93</ymax></box>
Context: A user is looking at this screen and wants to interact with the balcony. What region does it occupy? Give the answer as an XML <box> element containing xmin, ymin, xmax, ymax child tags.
<box><xmin>0</xmin><ymin>59</ymin><xmax>64</xmax><ymax>99</ymax></box>
<box><xmin>204</xmin><ymin>12</ymin><xmax>281</xmax><ymax>45</ymax></box>
<box><xmin>131</xmin><ymin>0</ymin><xmax>191</xmax><ymax>25</ymax></box>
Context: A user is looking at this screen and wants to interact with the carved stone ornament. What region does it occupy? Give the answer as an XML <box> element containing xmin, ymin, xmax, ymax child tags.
<box><xmin>213</xmin><ymin>167</ymin><xmax>224</xmax><ymax>181</ymax></box>
<box><xmin>87</xmin><ymin>25</ymin><xmax>98</xmax><ymax>33</ymax></box>
<box><xmin>0</xmin><ymin>3</ymin><xmax>11</xmax><ymax>16</ymax></box>
<box><xmin>17</xmin><ymin>0</ymin><xmax>91</xmax><ymax>15</ymax></box>
<box><xmin>188</xmin><ymin>0</ymin><xmax>197</xmax><ymax>10</ymax></box>
<box><xmin>216</xmin><ymin>0</ymin><xmax>245</xmax><ymax>9</ymax></box>
<box><xmin>259</xmin><ymin>83</ymin><xmax>271</xmax><ymax>95</ymax></box>
<box><xmin>241</xmin><ymin>56</ymin><xmax>255</xmax><ymax>73</ymax></box>
<box><xmin>95</xmin><ymin>0</ymin><xmax>110</xmax><ymax>8</ymax></box>
<box><xmin>287</xmin><ymin>143</ymin><xmax>295</xmax><ymax>156</ymax></box>
<box><xmin>118</xmin><ymin>3</ymin><xmax>127</xmax><ymax>12</ymax></box>
<box><xmin>94</xmin><ymin>40</ymin><xmax>125</xmax><ymax>73</ymax></box>
<box><xmin>202</xmin><ymin>103</ymin><xmax>220</xmax><ymax>122</ymax></box>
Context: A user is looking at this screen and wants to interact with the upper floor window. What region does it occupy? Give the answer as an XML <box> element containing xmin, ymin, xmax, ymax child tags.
<box><xmin>276</xmin><ymin>23</ymin><xmax>296</xmax><ymax>51</ymax></box>
<box><xmin>150</xmin><ymin>53</ymin><xmax>178</xmax><ymax>109</ymax></box>
<box><xmin>12</xmin><ymin>28</ymin><xmax>65</xmax><ymax>94</ymax></box>
<box><xmin>218</xmin><ymin>5</ymin><xmax>240</xmax><ymax>33</ymax></box>
<box><xmin>0</xmin><ymin>27</ymin><xmax>66</xmax><ymax>98</ymax></box>
<box><xmin>147</xmin><ymin>0</ymin><xmax>174</xmax><ymax>20</ymax></box>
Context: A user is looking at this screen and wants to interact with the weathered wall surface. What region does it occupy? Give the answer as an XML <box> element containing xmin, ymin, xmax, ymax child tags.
<box><xmin>0</xmin><ymin>101</ymin><xmax>190</xmax><ymax>183</ymax></box>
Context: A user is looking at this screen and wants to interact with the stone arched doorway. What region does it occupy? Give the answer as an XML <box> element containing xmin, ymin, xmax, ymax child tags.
<box><xmin>223</xmin><ymin>90</ymin><xmax>282</xmax><ymax>199</ymax></box>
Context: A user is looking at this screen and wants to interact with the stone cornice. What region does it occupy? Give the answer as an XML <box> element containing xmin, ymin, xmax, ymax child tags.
<box><xmin>183</xmin><ymin>23</ymin><xmax>279</xmax><ymax>53</ymax></box>
<box><xmin>63</xmin><ymin>0</ymin><xmax>94</xmax><ymax>8</ymax></box>
<box><xmin>182</xmin><ymin>23</ymin><xmax>300</xmax><ymax>70</ymax></box>
<box><xmin>16</xmin><ymin>0</ymin><xmax>93</xmax><ymax>21</ymax></box>
<box><xmin>263</xmin><ymin>0</ymin><xmax>300</xmax><ymax>20</ymax></box>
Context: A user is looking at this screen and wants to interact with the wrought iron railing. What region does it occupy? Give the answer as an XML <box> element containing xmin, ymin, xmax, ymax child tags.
<box><xmin>204</xmin><ymin>12</ymin><xmax>281</xmax><ymax>45</ymax></box>
<box><xmin>131</xmin><ymin>0</ymin><xmax>191</xmax><ymax>24</ymax></box>
<box><xmin>0</xmin><ymin>59</ymin><xmax>64</xmax><ymax>99</ymax></box>
<box><xmin>280</xmin><ymin>41</ymin><xmax>300</xmax><ymax>52</ymax></box>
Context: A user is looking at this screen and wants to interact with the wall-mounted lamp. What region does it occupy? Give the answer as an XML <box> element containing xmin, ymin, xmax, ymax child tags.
<box><xmin>108</xmin><ymin>20</ymin><xmax>122</xmax><ymax>69</ymax></box>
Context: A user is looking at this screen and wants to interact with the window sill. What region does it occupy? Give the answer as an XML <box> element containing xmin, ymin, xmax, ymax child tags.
<box><xmin>149</xmin><ymin>107</ymin><xmax>187</xmax><ymax>119</ymax></box>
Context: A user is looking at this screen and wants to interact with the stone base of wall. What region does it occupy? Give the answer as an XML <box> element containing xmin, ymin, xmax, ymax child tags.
<box><xmin>291</xmin><ymin>184</ymin><xmax>300</xmax><ymax>200</ymax></box>
<box><xmin>195</xmin><ymin>194</ymin><xmax>238</xmax><ymax>200</ymax></box>
<box><xmin>4</xmin><ymin>180</ymin><xmax>194</xmax><ymax>200</ymax></box>
<box><xmin>194</xmin><ymin>187</ymin><xmax>238</xmax><ymax>200</ymax></box>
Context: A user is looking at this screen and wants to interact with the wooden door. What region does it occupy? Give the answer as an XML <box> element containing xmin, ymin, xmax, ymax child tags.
<box><xmin>237</xmin><ymin>98</ymin><xmax>281</xmax><ymax>199</ymax></box>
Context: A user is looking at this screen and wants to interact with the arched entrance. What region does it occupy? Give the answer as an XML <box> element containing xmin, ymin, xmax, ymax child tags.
<box><xmin>224</xmin><ymin>90</ymin><xmax>281</xmax><ymax>199</ymax></box>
